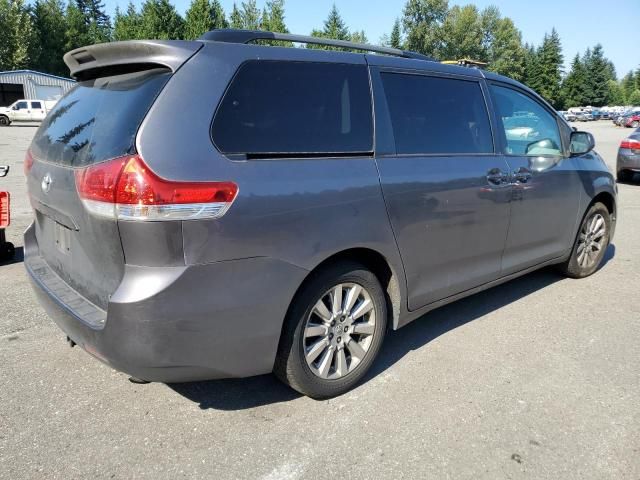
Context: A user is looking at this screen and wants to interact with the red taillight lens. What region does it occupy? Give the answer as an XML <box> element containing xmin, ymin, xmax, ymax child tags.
<box><xmin>24</xmin><ymin>150</ymin><xmax>34</xmax><ymax>176</ymax></box>
<box><xmin>620</xmin><ymin>139</ymin><xmax>640</xmax><ymax>150</ymax></box>
<box><xmin>75</xmin><ymin>154</ymin><xmax>238</xmax><ymax>221</ymax></box>
<box><xmin>0</xmin><ymin>191</ymin><xmax>10</xmax><ymax>228</ymax></box>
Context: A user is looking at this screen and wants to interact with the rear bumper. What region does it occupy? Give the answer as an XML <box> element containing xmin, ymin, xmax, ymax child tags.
<box><xmin>24</xmin><ymin>222</ymin><xmax>308</xmax><ymax>383</ymax></box>
<box><xmin>617</xmin><ymin>150</ymin><xmax>640</xmax><ymax>172</ymax></box>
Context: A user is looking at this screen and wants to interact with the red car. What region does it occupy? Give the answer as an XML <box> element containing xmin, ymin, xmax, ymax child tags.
<box><xmin>625</xmin><ymin>113</ymin><xmax>640</xmax><ymax>128</ymax></box>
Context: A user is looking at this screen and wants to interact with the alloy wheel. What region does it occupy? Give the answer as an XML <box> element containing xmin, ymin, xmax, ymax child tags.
<box><xmin>576</xmin><ymin>213</ymin><xmax>607</xmax><ymax>268</ymax></box>
<box><xmin>303</xmin><ymin>283</ymin><xmax>376</xmax><ymax>380</ymax></box>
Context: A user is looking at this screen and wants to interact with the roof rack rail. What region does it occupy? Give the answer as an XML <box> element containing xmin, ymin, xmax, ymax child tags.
<box><xmin>199</xmin><ymin>29</ymin><xmax>434</xmax><ymax>62</ymax></box>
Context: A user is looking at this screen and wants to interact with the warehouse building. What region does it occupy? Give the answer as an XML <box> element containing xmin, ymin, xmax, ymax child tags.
<box><xmin>0</xmin><ymin>70</ymin><xmax>75</xmax><ymax>108</ymax></box>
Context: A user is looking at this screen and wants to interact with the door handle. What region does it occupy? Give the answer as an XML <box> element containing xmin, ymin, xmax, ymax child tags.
<box><xmin>513</xmin><ymin>167</ymin><xmax>532</xmax><ymax>183</ymax></box>
<box><xmin>486</xmin><ymin>168</ymin><xmax>509</xmax><ymax>186</ymax></box>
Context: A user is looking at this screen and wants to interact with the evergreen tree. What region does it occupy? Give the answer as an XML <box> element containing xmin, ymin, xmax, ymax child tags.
<box><xmin>583</xmin><ymin>44</ymin><xmax>613</xmax><ymax>106</ymax></box>
<box><xmin>402</xmin><ymin>0</ymin><xmax>448</xmax><ymax>57</ymax></box>
<box><xmin>439</xmin><ymin>4</ymin><xmax>484</xmax><ymax>61</ymax></box>
<box><xmin>75</xmin><ymin>0</ymin><xmax>111</xmax><ymax>43</ymax></box>
<box><xmin>308</xmin><ymin>4</ymin><xmax>350</xmax><ymax>50</ymax></box>
<box><xmin>606</xmin><ymin>80</ymin><xmax>625</xmax><ymax>105</ymax></box>
<box><xmin>628</xmin><ymin>89</ymin><xmax>640</xmax><ymax>106</ymax></box>
<box><xmin>65</xmin><ymin>1</ymin><xmax>89</xmax><ymax>51</ymax></box>
<box><xmin>522</xmin><ymin>42</ymin><xmax>539</xmax><ymax>88</ymax></box>
<box><xmin>31</xmin><ymin>0</ymin><xmax>67</xmax><ymax>76</ymax></box>
<box><xmin>229</xmin><ymin>2</ymin><xmax>242</xmax><ymax>28</ymax></box>
<box><xmin>184</xmin><ymin>0</ymin><xmax>227</xmax><ymax>40</ymax></box>
<box><xmin>261</xmin><ymin>0</ymin><xmax>286</xmax><ymax>33</ymax></box>
<box><xmin>479</xmin><ymin>5</ymin><xmax>500</xmax><ymax>58</ymax></box>
<box><xmin>561</xmin><ymin>54</ymin><xmax>587</xmax><ymax>108</ymax></box>
<box><xmin>240</xmin><ymin>0</ymin><xmax>260</xmax><ymax>30</ymax></box>
<box><xmin>389</xmin><ymin>18</ymin><xmax>402</xmax><ymax>49</ymax></box>
<box><xmin>487</xmin><ymin>17</ymin><xmax>525</xmax><ymax>81</ymax></box>
<box><xmin>350</xmin><ymin>30</ymin><xmax>368</xmax><ymax>44</ymax></box>
<box><xmin>531</xmin><ymin>29</ymin><xmax>563</xmax><ymax>108</ymax></box>
<box><xmin>310</xmin><ymin>4</ymin><xmax>349</xmax><ymax>41</ymax></box>
<box><xmin>0</xmin><ymin>0</ymin><xmax>33</xmax><ymax>70</ymax></box>
<box><xmin>621</xmin><ymin>71</ymin><xmax>636</xmax><ymax>102</ymax></box>
<box><xmin>139</xmin><ymin>0</ymin><xmax>184</xmax><ymax>40</ymax></box>
<box><xmin>113</xmin><ymin>2</ymin><xmax>142</xmax><ymax>41</ymax></box>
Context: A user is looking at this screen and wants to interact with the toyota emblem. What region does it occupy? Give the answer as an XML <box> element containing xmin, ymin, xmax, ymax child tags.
<box><xmin>41</xmin><ymin>173</ymin><xmax>52</xmax><ymax>194</ymax></box>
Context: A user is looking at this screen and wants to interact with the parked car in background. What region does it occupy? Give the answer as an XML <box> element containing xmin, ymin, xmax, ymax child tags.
<box><xmin>600</xmin><ymin>111</ymin><xmax>610</xmax><ymax>120</ymax></box>
<box><xmin>24</xmin><ymin>30</ymin><xmax>618</xmax><ymax>399</ymax></box>
<box><xmin>624</xmin><ymin>113</ymin><xmax>640</xmax><ymax>128</ymax></box>
<box><xmin>564</xmin><ymin>111</ymin><xmax>577</xmax><ymax>121</ymax></box>
<box><xmin>0</xmin><ymin>100</ymin><xmax>49</xmax><ymax>126</ymax></box>
<box><xmin>617</xmin><ymin>128</ymin><xmax>640</xmax><ymax>182</ymax></box>
<box><xmin>616</xmin><ymin>112</ymin><xmax>635</xmax><ymax>126</ymax></box>
<box><xmin>576</xmin><ymin>112</ymin><xmax>593</xmax><ymax>121</ymax></box>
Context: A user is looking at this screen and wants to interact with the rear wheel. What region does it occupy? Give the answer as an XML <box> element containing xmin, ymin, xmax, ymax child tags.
<box><xmin>0</xmin><ymin>116</ymin><xmax>10</xmax><ymax>126</ymax></box>
<box><xmin>558</xmin><ymin>202</ymin><xmax>610</xmax><ymax>278</ymax></box>
<box><xmin>274</xmin><ymin>262</ymin><xmax>387</xmax><ymax>399</ymax></box>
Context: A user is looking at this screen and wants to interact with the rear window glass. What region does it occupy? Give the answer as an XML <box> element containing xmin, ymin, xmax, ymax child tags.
<box><xmin>212</xmin><ymin>61</ymin><xmax>373</xmax><ymax>157</ymax></box>
<box><xmin>31</xmin><ymin>101</ymin><xmax>42</xmax><ymax>109</ymax></box>
<box><xmin>31</xmin><ymin>68</ymin><xmax>170</xmax><ymax>167</ymax></box>
<box><xmin>381</xmin><ymin>73</ymin><xmax>493</xmax><ymax>155</ymax></box>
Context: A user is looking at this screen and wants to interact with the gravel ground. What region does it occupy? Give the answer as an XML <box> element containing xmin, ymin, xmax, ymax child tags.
<box><xmin>0</xmin><ymin>120</ymin><xmax>638</xmax><ymax>479</ymax></box>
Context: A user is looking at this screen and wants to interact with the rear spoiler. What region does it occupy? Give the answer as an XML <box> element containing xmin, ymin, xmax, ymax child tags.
<box><xmin>63</xmin><ymin>40</ymin><xmax>202</xmax><ymax>80</ymax></box>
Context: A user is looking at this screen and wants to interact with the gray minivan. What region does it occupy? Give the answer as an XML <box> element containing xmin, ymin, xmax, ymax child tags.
<box><xmin>25</xmin><ymin>30</ymin><xmax>617</xmax><ymax>399</ymax></box>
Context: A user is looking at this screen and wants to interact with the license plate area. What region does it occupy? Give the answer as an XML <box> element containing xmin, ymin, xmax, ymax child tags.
<box><xmin>54</xmin><ymin>221</ymin><xmax>71</xmax><ymax>254</ymax></box>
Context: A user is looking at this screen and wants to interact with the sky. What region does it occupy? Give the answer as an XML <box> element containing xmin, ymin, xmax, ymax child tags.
<box><xmin>103</xmin><ymin>0</ymin><xmax>640</xmax><ymax>77</ymax></box>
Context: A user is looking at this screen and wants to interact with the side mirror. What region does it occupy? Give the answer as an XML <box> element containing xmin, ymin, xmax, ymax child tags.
<box><xmin>11</xmin><ymin>105</ymin><xmax>18</xmax><ymax>111</ymax></box>
<box><xmin>570</xmin><ymin>131</ymin><xmax>595</xmax><ymax>155</ymax></box>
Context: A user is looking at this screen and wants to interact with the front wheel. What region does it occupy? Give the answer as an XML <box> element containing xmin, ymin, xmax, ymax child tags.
<box><xmin>631</xmin><ymin>121</ymin><xmax>639</xmax><ymax>128</ymax></box>
<box><xmin>0</xmin><ymin>116</ymin><xmax>10</xmax><ymax>126</ymax></box>
<box><xmin>558</xmin><ymin>202</ymin><xmax>610</xmax><ymax>278</ymax></box>
<box><xmin>274</xmin><ymin>262</ymin><xmax>387</xmax><ymax>399</ymax></box>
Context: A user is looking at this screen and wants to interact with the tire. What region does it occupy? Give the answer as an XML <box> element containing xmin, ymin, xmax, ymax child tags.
<box><xmin>274</xmin><ymin>262</ymin><xmax>388</xmax><ymax>399</ymax></box>
<box><xmin>617</xmin><ymin>169</ymin><xmax>631</xmax><ymax>183</ymax></box>
<box><xmin>0</xmin><ymin>116</ymin><xmax>10</xmax><ymax>126</ymax></box>
<box><xmin>558</xmin><ymin>202</ymin><xmax>610</xmax><ymax>279</ymax></box>
<box><xmin>632</xmin><ymin>121</ymin><xmax>639</xmax><ymax>128</ymax></box>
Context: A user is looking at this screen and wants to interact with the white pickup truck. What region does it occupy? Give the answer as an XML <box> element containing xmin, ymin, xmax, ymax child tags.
<box><xmin>0</xmin><ymin>100</ymin><xmax>50</xmax><ymax>126</ymax></box>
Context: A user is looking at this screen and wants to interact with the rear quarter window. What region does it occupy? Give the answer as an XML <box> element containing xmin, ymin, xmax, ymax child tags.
<box><xmin>31</xmin><ymin>68</ymin><xmax>171</xmax><ymax>167</ymax></box>
<box><xmin>211</xmin><ymin>61</ymin><xmax>373</xmax><ymax>157</ymax></box>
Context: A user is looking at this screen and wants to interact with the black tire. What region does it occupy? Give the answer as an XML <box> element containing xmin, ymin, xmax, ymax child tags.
<box><xmin>617</xmin><ymin>169</ymin><xmax>631</xmax><ymax>183</ymax></box>
<box><xmin>274</xmin><ymin>262</ymin><xmax>387</xmax><ymax>399</ymax></box>
<box><xmin>558</xmin><ymin>202</ymin><xmax>610</xmax><ymax>279</ymax></box>
<box><xmin>632</xmin><ymin>121</ymin><xmax>640</xmax><ymax>128</ymax></box>
<box><xmin>0</xmin><ymin>116</ymin><xmax>10</xmax><ymax>126</ymax></box>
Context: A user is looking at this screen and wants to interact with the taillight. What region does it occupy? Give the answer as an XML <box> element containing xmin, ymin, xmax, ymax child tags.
<box><xmin>620</xmin><ymin>138</ymin><xmax>640</xmax><ymax>150</ymax></box>
<box><xmin>0</xmin><ymin>192</ymin><xmax>9</xmax><ymax>228</ymax></box>
<box><xmin>75</xmin><ymin>154</ymin><xmax>238</xmax><ymax>221</ymax></box>
<box><xmin>24</xmin><ymin>149</ymin><xmax>34</xmax><ymax>176</ymax></box>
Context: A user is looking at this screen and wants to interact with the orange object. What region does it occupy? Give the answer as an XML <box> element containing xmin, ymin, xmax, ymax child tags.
<box><xmin>0</xmin><ymin>191</ymin><xmax>10</xmax><ymax>228</ymax></box>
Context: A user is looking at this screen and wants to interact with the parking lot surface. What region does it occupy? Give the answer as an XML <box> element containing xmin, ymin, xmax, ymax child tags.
<box><xmin>1</xmin><ymin>121</ymin><xmax>638</xmax><ymax>479</ymax></box>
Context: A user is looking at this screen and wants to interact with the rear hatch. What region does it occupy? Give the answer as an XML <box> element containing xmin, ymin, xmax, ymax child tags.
<box><xmin>27</xmin><ymin>67</ymin><xmax>173</xmax><ymax>309</ymax></box>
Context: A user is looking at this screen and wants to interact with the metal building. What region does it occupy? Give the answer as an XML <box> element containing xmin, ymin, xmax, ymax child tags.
<box><xmin>0</xmin><ymin>70</ymin><xmax>75</xmax><ymax>107</ymax></box>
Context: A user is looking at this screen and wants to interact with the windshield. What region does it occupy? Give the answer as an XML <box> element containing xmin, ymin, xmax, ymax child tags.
<box><xmin>31</xmin><ymin>68</ymin><xmax>171</xmax><ymax>167</ymax></box>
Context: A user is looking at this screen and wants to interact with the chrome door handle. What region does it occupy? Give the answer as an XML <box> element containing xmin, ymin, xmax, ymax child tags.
<box><xmin>486</xmin><ymin>168</ymin><xmax>509</xmax><ymax>186</ymax></box>
<box><xmin>513</xmin><ymin>167</ymin><xmax>532</xmax><ymax>183</ymax></box>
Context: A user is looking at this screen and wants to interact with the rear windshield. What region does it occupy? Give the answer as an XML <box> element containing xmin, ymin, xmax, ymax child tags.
<box><xmin>31</xmin><ymin>68</ymin><xmax>171</xmax><ymax>167</ymax></box>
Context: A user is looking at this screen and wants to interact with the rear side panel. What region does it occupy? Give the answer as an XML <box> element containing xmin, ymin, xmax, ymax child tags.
<box><xmin>136</xmin><ymin>43</ymin><xmax>405</xmax><ymax>282</ymax></box>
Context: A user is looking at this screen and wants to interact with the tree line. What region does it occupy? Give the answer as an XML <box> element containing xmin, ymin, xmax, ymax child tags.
<box><xmin>1</xmin><ymin>0</ymin><xmax>639</xmax><ymax>108</ymax></box>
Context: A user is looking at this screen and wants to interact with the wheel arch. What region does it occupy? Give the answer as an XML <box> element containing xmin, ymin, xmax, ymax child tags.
<box><xmin>285</xmin><ymin>247</ymin><xmax>403</xmax><ymax>332</ymax></box>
